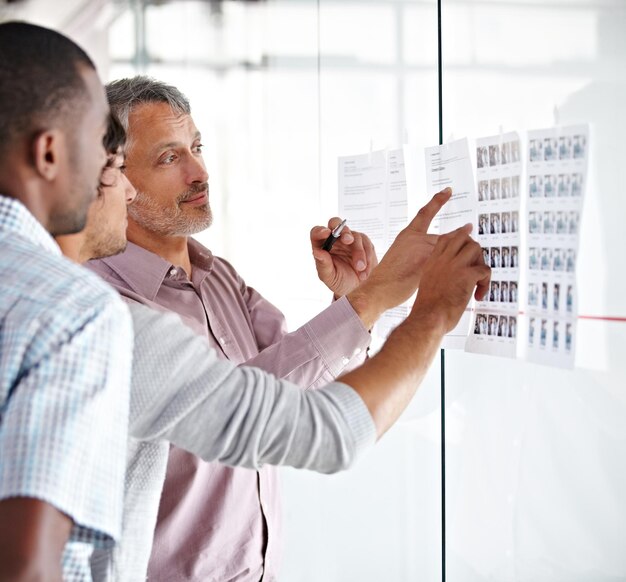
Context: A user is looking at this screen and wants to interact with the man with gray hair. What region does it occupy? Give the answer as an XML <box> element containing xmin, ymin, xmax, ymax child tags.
<box><xmin>88</xmin><ymin>75</ymin><xmax>460</xmax><ymax>581</ymax></box>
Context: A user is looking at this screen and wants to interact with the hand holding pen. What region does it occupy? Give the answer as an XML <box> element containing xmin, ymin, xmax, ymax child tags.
<box><xmin>310</xmin><ymin>217</ymin><xmax>378</xmax><ymax>298</ymax></box>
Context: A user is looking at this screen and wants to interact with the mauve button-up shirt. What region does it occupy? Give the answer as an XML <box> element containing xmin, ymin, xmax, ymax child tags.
<box><xmin>87</xmin><ymin>239</ymin><xmax>370</xmax><ymax>582</ymax></box>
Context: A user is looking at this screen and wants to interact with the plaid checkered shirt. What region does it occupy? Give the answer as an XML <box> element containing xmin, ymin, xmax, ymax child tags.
<box><xmin>0</xmin><ymin>195</ymin><xmax>133</xmax><ymax>580</ymax></box>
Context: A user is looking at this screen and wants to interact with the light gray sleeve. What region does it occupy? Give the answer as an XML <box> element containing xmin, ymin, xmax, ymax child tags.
<box><xmin>128</xmin><ymin>303</ymin><xmax>376</xmax><ymax>474</ymax></box>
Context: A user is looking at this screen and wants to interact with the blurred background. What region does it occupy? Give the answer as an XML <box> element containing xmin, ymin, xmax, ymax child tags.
<box><xmin>2</xmin><ymin>0</ymin><xmax>624</xmax><ymax>580</ymax></box>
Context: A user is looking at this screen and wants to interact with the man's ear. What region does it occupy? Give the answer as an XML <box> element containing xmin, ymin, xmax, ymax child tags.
<box><xmin>32</xmin><ymin>129</ymin><xmax>65</xmax><ymax>181</ymax></box>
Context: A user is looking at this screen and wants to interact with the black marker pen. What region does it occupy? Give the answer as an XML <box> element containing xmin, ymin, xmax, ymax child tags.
<box><xmin>322</xmin><ymin>219</ymin><xmax>347</xmax><ymax>252</ymax></box>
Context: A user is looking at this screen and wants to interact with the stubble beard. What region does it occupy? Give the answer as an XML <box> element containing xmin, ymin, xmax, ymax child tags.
<box><xmin>128</xmin><ymin>184</ymin><xmax>213</xmax><ymax>237</ymax></box>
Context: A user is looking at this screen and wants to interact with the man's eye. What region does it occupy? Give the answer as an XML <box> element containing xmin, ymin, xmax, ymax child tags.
<box><xmin>160</xmin><ymin>154</ymin><xmax>176</xmax><ymax>164</ymax></box>
<box><xmin>193</xmin><ymin>143</ymin><xmax>204</xmax><ymax>154</ymax></box>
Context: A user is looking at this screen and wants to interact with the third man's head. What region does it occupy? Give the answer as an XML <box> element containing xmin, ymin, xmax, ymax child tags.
<box><xmin>105</xmin><ymin>76</ymin><xmax>211</xmax><ymax>240</ymax></box>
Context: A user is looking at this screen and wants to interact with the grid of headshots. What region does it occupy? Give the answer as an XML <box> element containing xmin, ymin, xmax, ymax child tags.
<box><xmin>481</xmin><ymin>245</ymin><xmax>519</xmax><ymax>269</ymax></box>
<box><xmin>528</xmin><ymin>133</ymin><xmax>586</xmax><ymax>163</ymax></box>
<box><xmin>528</xmin><ymin>317</ymin><xmax>574</xmax><ymax>352</ymax></box>
<box><xmin>477</xmin><ymin>140</ymin><xmax>521</xmax><ymax>169</ymax></box>
<box><xmin>477</xmin><ymin>176</ymin><xmax>520</xmax><ymax>201</ymax></box>
<box><xmin>527</xmin><ymin>210</ymin><xmax>579</xmax><ymax>235</ymax></box>
<box><xmin>478</xmin><ymin>212</ymin><xmax>519</xmax><ymax>236</ymax></box>
<box><xmin>527</xmin><ymin>281</ymin><xmax>574</xmax><ymax>312</ymax></box>
<box><xmin>482</xmin><ymin>280</ymin><xmax>518</xmax><ymax>303</ymax></box>
<box><xmin>528</xmin><ymin>247</ymin><xmax>576</xmax><ymax>272</ymax></box>
<box><xmin>528</xmin><ymin>173</ymin><xmax>583</xmax><ymax>198</ymax></box>
<box><xmin>474</xmin><ymin>313</ymin><xmax>517</xmax><ymax>338</ymax></box>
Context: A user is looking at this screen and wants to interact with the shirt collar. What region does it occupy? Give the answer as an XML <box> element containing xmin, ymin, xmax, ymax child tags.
<box><xmin>0</xmin><ymin>194</ymin><xmax>61</xmax><ymax>256</ymax></box>
<box><xmin>97</xmin><ymin>238</ymin><xmax>215</xmax><ymax>301</ymax></box>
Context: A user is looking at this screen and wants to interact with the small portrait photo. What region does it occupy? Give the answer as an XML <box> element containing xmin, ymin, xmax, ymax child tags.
<box><xmin>544</xmin><ymin>174</ymin><xmax>557</xmax><ymax>197</ymax></box>
<box><xmin>501</xmin><ymin>211</ymin><xmax>511</xmax><ymax>233</ymax></box>
<box><xmin>478</xmin><ymin>179</ymin><xmax>489</xmax><ymax>201</ymax></box>
<box><xmin>501</xmin><ymin>141</ymin><xmax>510</xmax><ymax>165</ymax></box>
<box><xmin>501</xmin><ymin>281</ymin><xmax>509</xmax><ymax>303</ymax></box>
<box><xmin>490</xmin><ymin>280</ymin><xmax>501</xmax><ymax>302</ymax></box>
<box><xmin>558</xmin><ymin>136</ymin><xmax>572</xmax><ymax>160</ymax></box>
<box><xmin>573</xmin><ymin>134</ymin><xmax>586</xmax><ymax>159</ymax></box>
<box><xmin>571</xmin><ymin>173</ymin><xmax>583</xmax><ymax>197</ymax></box>
<box><xmin>529</xmin><ymin>211</ymin><xmax>541</xmax><ymax>234</ymax></box>
<box><xmin>566</xmin><ymin>285</ymin><xmax>574</xmax><ymax>312</ymax></box>
<box><xmin>566</xmin><ymin>249</ymin><xmax>576</xmax><ymax>272</ymax></box>
<box><xmin>541</xmin><ymin>247</ymin><xmax>552</xmax><ymax>271</ymax></box>
<box><xmin>490</xmin><ymin>247</ymin><xmax>502</xmax><ymax>269</ymax></box>
<box><xmin>511</xmin><ymin>211</ymin><xmax>519</xmax><ymax>233</ymax></box>
<box><xmin>556</xmin><ymin>211</ymin><xmax>567</xmax><ymax>234</ymax></box>
<box><xmin>553</xmin><ymin>283</ymin><xmax>561</xmax><ymax>311</ymax></box>
<box><xmin>510</xmin><ymin>281</ymin><xmax>518</xmax><ymax>303</ymax></box>
<box><xmin>568</xmin><ymin>211</ymin><xmax>579</xmax><ymax>234</ymax></box>
<box><xmin>558</xmin><ymin>173</ymin><xmax>570</xmax><ymax>197</ymax></box>
<box><xmin>565</xmin><ymin>322</ymin><xmax>573</xmax><ymax>351</ymax></box>
<box><xmin>541</xmin><ymin>282</ymin><xmax>549</xmax><ymax>309</ymax></box>
<box><xmin>554</xmin><ymin>248</ymin><xmax>567</xmax><ymax>272</ymax></box>
<box><xmin>553</xmin><ymin>321</ymin><xmax>560</xmax><ymax>349</ymax></box>
<box><xmin>482</xmin><ymin>246</ymin><xmax>490</xmax><ymax>267</ymax></box>
<box><xmin>474</xmin><ymin>314</ymin><xmax>488</xmax><ymax>335</ymax></box>
<box><xmin>544</xmin><ymin>137</ymin><xmax>557</xmax><ymax>161</ymax></box>
<box><xmin>529</xmin><ymin>175</ymin><xmax>543</xmax><ymax>198</ymax></box>
<box><xmin>511</xmin><ymin>246</ymin><xmax>519</xmax><ymax>268</ymax></box>
<box><xmin>529</xmin><ymin>317</ymin><xmax>536</xmax><ymax>345</ymax></box>
<box><xmin>488</xmin><ymin>314</ymin><xmax>499</xmax><ymax>336</ymax></box>
<box><xmin>498</xmin><ymin>315</ymin><xmax>509</xmax><ymax>337</ymax></box>
<box><xmin>529</xmin><ymin>139</ymin><xmax>541</xmax><ymax>162</ymax></box>
<box><xmin>511</xmin><ymin>140</ymin><xmax>520</xmax><ymax>163</ymax></box>
<box><xmin>540</xmin><ymin>319</ymin><xmax>548</xmax><ymax>347</ymax></box>
<box><xmin>489</xmin><ymin>144</ymin><xmax>500</xmax><ymax>166</ymax></box>
<box><xmin>490</xmin><ymin>178</ymin><xmax>501</xmax><ymax>200</ymax></box>
<box><xmin>529</xmin><ymin>247</ymin><xmax>539</xmax><ymax>270</ymax></box>
<box><xmin>528</xmin><ymin>282</ymin><xmax>539</xmax><ymax>306</ymax></box>
<box><xmin>543</xmin><ymin>211</ymin><xmax>555</xmax><ymax>234</ymax></box>
<box><xmin>477</xmin><ymin>146</ymin><xmax>488</xmax><ymax>169</ymax></box>
<box><xmin>508</xmin><ymin>316</ymin><xmax>517</xmax><ymax>338</ymax></box>
<box><xmin>478</xmin><ymin>213</ymin><xmax>489</xmax><ymax>235</ymax></box>
<box><xmin>501</xmin><ymin>176</ymin><xmax>511</xmax><ymax>199</ymax></box>
<box><xmin>490</xmin><ymin>212</ymin><xmax>501</xmax><ymax>235</ymax></box>
<box><xmin>511</xmin><ymin>175</ymin><xmax>520</xmax><ymax>198</ymax></box>
<box><xmin>501</xmin><ymin>246</ymin><xmax>511</xmax><ymax>268</ymax></box>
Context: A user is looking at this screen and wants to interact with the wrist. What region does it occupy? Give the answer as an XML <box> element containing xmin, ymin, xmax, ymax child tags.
<box><xmin>407</xmin><ymin>302</ymin><xmax>449</xmax><ymax>337</ymax></box>
<box><xmin>346</xmin><ymin>278</ymin><xmax>387</xmax><ymax>330</ymax></box>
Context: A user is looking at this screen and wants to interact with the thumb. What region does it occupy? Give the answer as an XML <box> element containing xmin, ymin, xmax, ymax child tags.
<box><xmin>312</xmin><ymin>249</ymin><xmax>335</xmax><ymax>279</ymax></box>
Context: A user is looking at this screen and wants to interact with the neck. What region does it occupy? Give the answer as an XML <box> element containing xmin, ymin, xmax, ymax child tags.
<box><xmin>127</xmin><ymin>220</ymin><xmax>192</xmax><ymax>276</ymax></box>
<box><xmin>55</xmin><ymin>233</ymin><xmax>85</xmax><ymax>264</ymax></box>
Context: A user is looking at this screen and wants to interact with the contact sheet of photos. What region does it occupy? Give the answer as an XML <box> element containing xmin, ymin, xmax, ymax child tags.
<box><xmin>466</xmin><ymin>132</ymin><xmax>522</xmax><ymax>358</ymax></box>
<box><xmin>525</xmin><ymin>125</ymin><xmax>589</xmax><ymax>368</ymax></box>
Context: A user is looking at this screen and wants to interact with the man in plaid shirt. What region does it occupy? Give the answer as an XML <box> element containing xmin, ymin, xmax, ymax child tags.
<box><xmin>0</xmin><ymin>22</ymin><xmax>133</xmax><ymax>581</ymax></box>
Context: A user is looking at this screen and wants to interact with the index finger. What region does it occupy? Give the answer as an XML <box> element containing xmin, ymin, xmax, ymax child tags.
<box><xmin>406</xmin><ymin>187</ymin><xmax>452</xmax><ymax>233</ymax></box>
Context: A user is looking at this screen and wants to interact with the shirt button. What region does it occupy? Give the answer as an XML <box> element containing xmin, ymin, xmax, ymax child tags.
<box><xmin>353</xmin><ymin>348</ymin><xmax>362</xmax><ymax>356</ymax></box>
<box><xmin>169</xmin><ymin>268</ymin><xmax>177</xmax><ymax>276</ymax></box>
<box><xmin>219</xmin><ymin>337</ymin><xmax>226</xmax><ymax>345</ymax></box>
<box><xmin>341</xmin><ymin>357</ymin><xmax>350</xmax><ymax>365</ymax></box>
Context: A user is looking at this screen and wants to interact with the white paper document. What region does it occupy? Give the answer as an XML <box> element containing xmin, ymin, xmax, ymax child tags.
<box><xmin>524</xmin><ymin>124</ymin><xmax>589</xmax><ymax>368</ymax></box>
<box><xmin>338</xmin><ymin>148</ymin><xmax>408</xmax><ymax>341</ymax></box>
<box><xmin>466</xmin><ymin>132</ymin><xmax>522</xmax><ymax>359</ymax></box>
<box><xmin>424</xmin><ymin>138</ymin><xmax>477</xmax><ymax>349</ymax></box>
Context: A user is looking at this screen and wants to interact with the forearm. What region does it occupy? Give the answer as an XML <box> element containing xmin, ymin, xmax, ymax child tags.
<box><xmin>244</xmin><ymin>296</ymin><xmax>371</xmax><ymax>389</ymax></box>
<box><xmin>0</xmin><ymin>498</ymin><xmax>70</xmax><ymax>582</ymax></box>
<box><xmin>337</xmin><ymin>308</ymin><xmax>446</xmax><ymax>438</ymax></box>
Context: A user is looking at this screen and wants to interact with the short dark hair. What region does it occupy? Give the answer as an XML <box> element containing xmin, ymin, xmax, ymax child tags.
<box><xmin>0</xmin><ymin>21</ymin><xmax>96</xmax><ymax>155</ymax></box>
<box><xmin>103</xmin><ymin>113</ymin><xmax>127</xmax><ymax>160</ymax></box>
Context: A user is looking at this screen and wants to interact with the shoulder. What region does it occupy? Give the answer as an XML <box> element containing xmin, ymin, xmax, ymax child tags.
<box><xmin>0</xmin><ymin>239</ymin><xmax>129</xmax><ymax>357</ymax></box>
